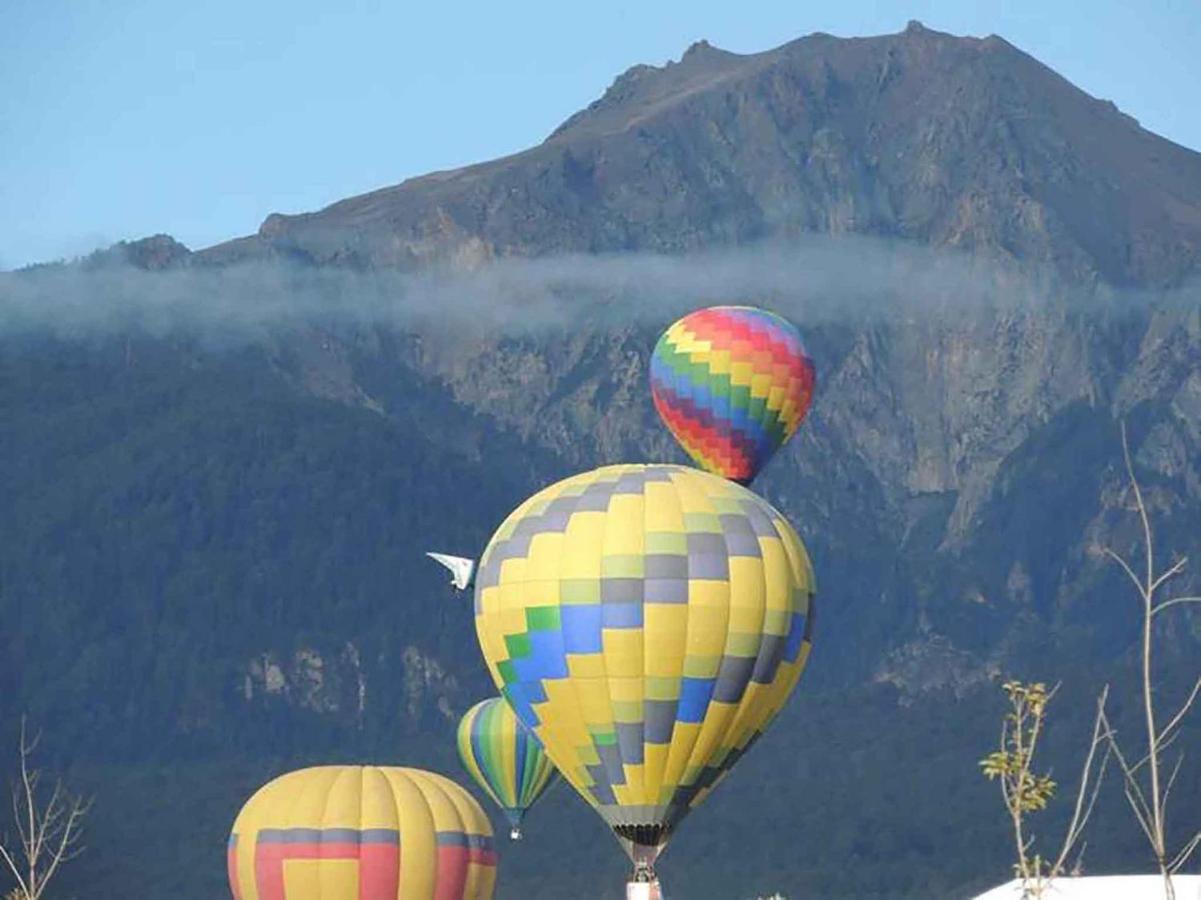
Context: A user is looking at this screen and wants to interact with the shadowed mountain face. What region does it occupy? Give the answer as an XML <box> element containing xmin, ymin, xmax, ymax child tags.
<box><xmin>3</xmin><ymin>22</ymin><xmax>1201</xmax><ymax>900</ymax></box>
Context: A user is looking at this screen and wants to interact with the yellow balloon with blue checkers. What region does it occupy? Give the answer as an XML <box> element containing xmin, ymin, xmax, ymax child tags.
<box><xmin>472</xmin><ymin>464</ymin><xmax>815</xmax><ymax>863</ymax></box>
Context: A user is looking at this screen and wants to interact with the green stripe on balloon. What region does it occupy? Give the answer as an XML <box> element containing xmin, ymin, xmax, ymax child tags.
<box><xmin>457</xmin><ymin>697</ymin><xmax>558</xmax><ymax>840</ymax></box>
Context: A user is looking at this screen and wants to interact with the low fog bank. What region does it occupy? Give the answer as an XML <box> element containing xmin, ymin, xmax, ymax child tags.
<box><xmin>0</xmin><ymin>236</ymin><xmax>1193</xmax><ymax>343</ymax></box>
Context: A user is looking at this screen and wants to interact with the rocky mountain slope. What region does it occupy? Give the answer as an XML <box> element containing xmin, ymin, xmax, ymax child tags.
<box><xmin>3</xmin><ymin>21</ymin><xmax>1201</xmax><ymax>900</ymax></box>
<box><xmin>199</xmin><ymin>21</ymin><xmax>1201</xmax><ymax>286</ymax></box>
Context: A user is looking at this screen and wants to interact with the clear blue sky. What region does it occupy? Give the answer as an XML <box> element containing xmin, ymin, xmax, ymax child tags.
<box><xmin>3</xmin><ymin>0</ymin><xmax>1199</xmax><ymax>270</ymax></box>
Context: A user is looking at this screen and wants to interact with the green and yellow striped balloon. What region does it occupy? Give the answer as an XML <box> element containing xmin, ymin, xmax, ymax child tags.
<box><xmin>457</xmin><ymin>697</ymin><xmax>558</xmax><ymax>840</ymax></box>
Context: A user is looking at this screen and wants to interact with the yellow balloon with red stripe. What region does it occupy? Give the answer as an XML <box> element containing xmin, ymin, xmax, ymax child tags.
<box><xmin>228</xmin><ymin>766</ymin><xmax>497</xmax><ymax>900</ymax></box>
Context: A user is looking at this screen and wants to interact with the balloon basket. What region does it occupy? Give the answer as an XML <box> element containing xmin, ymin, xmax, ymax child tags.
<box><xmin>626</xmin><ymin>852</ymin><xmax>663</xmax><ymax>900</ymax></box>
<box><xmin>626</xmin><ymin>875</ymin><xmax>663</xmax><ymax>900</ymax></box>
<box><xmin>618</xmin><ymin>832</ymin><xmax>665</xmax><ymax>899</ymax></box>
<box><xmin>509</xmin><ymin>826</ymin><xmax>522</xmax><ymax>841</ymax></box>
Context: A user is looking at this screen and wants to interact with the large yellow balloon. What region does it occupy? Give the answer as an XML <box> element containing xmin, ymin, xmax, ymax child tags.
<box><xmin>228</xmin><ymin>766</ymin><xmax>497</xmax><ymax>900</ymax></box>
<box><xmin>473</xmin><ymin>464</ymin><xmax>815</xmax><ymax>865</ymax></box>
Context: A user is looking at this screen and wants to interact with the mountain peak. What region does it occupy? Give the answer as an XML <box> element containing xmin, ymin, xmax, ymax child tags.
<box><xmin>682</xmin><ymin>38</ymin><xmax>729</xmax><ymax>60</ymax></box>
<box><xmin>199</xmin><ymin>27</ymin><xmax>1201</xmax><ymax>286</ymax></box>
<box><xmin>546</xmin><ymin>37</ymin><xmax>749</xmax><ymax>142</ymax></box>
<box><xmin>85</xmin><ymin>234</ymin><xmax>192</xmax><ymax>271</ymax></box>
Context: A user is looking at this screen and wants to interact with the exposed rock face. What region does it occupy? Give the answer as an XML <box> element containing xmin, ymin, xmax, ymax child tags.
<box><xmin>87</xmin><ymin>234</ymin><xmax>193</xmax><ymax>270</ymax></box>
<box><xmin>198</xmin><ymin>24</ymin><xmax>1201</xmax><ymax>286</ymax></box>
<box><xmin>242</xmin><ymin>644</ymin><xmax>373</xmax><ymax>716</ymax></box>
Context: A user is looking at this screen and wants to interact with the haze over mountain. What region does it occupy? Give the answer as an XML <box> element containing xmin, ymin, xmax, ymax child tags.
<box><xmin>2</xmin><ymin>22</ymin><xmax>1200</xmax><ymax>900</ymax></box>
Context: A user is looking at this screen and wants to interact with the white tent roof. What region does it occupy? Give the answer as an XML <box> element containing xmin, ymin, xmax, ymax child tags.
<box><xmin>972</xmin><ymin>876</ymin><xmax>1201</xmax><ymax>899</ymax></box>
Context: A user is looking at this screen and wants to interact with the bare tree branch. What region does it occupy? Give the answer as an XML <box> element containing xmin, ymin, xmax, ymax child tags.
<box><xmin>21</xmin><ymin>721</ymin><xmax>37</xmax><ymax>880</ymax></box>
<box><xmin>1100</xmin><ymin>708</ymin><xmax>1156</xmax><ymax>843</ymax></box>
<box><xmin>978</xmin><ymin>425</ymin><xmax>1201</xmax><ymax>900</ymax></box>
<box><xmin>1169</xmin><ymin>831</ymin><xmax>1201</xmax><ymax>874</ymax></box>
<box><xmin>0</xmin><ymin>718</ymin><xmax>90</xmax><ymax>900</ymax></box>
<box><xmin>1161</xmin><ymin>753</ymin><xmax>1185</xmax><ymax>816</ymax></box>
<box><xmin>1104</xmin><ymin>547</ymin><xmax>1148</xmax><ymax>603</ymax></box>
<box><xmin>1052</xmin><ymin>687</ymin><xmax>1113</xmax><ymax>878</ymax></box>
<box><xmin>1159</xmin><ymin>678</ymin><xmax>1201</xmax><ymax>746</ymax></box>
<box><xmin>0</xmin><ymin>840</ymin><xmax>29</xmax><ymax>897</ymax></box>
<box><xmin>1150</xmin><ymin>558</ymin><xmax>1188</xmax><ymax>594</ymax></box>
<box><xmin>9</xmin><ymin>786</ymin><xmax>27</xmax><ymax>856</ymax></box>
<box><xmin>1123</xmin><ymin>426</ymin><xmax>1170</xmax><ymax>878</ymax></box>
<box><xmin>1154</xmin><ymin>596</ymin><xmax>1201</xmax><ymax>617</ymax></box>
<box><xmin>35</xmin><ymin>796</ymin><xmax>90</xmax><ymax>893</ymax></box>
<box><xmin>1127</xmin><ymin>728</ymin><xmax>1184</xmax><ymax>778</ymax></box>
<box><xmin>1119</xmin><ymin>422</ymin><xmax>1154</xmax><ymax>590</ymax></box>
<box><xmin>1100</xmin><ymin>421</ymin><xmax>1201</xmax><ymax>900</ymax></box>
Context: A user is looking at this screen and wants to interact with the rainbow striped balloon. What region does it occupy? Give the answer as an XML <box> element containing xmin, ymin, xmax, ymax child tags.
<box><xmin>457</xmin><ymin>697</ymin><xmax>558</xmax><ymax>840</ymax></box>
<box><xmin>650</xmin><ymin>306</ymin><xmax>815</xmax><ymax>484</ymax></box>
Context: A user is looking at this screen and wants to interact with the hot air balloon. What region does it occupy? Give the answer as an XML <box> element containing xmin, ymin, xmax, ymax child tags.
<box><xmin>472</xmin><ymin>464</ymin><xmax>816</xmax><ymax>890</ymax></box>
<box><xmin>457</xmin><ymin>697</ymin><xmax>558</xmax><ymax>841</ymax></box>
<box><xmin>228</xmin><ymin>766</ymin><xmax>497</xmax><ymax>900</ymax></box>
<box><xmin>650</xmin><ymin>305</ymin><xmax>816</xmax><ymax>485</ymax></box>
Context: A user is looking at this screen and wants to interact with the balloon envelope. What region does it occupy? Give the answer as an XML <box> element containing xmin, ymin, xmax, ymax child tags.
<box><xmin>473</xmin><ymin>464</ymin><xmax>815</xmax><ymax>857</ymax></box>
<box><xmin>228</xmin><ymin>765</ymin><xmax>497</xmax><ymax>900</ymax></box>
<box><xmin>457</xmin><ymin>697</ymin><xmax>558</xmax><ymax>839</ymax></box>
<box><xmin>650</xmin><ymin>306</ymin><xmax>815</xmax><ymax>484</ymax></box>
